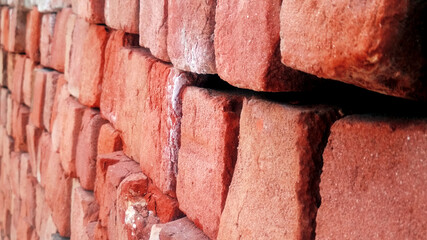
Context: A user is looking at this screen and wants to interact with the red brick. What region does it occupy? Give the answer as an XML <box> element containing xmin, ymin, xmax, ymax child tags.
<box><xmin>25</xmin><ymin>124</ymin><xmax>42</xmax><ymax>179</ymax></box>
<box><xmin>101</xmin><ymin>43</ymin><xmax>199</xmax><ymax>194</ymax></box>
<box><xmin>71</xmin><ymin>21</ymin><xmax>109</xmax><ymax>107</ymax></box>
<box><xmin>75</xmin><ymin>108</ymin><xmax>107</xmax><ymax>190</ymax></box>
<box><xmin>36</xmin><ymin>131</ymin><xmax>51</xmax><ymax>186</ymax></box>
<box><xmin>6</xmin><ymin>53</ymin><xmax>16</xmax><ymax>89</ymax></box>
<box><xmin>280</xmin><ymin>1</ymin><xmax>426</xmax><ymax>100</ymax></box>
<box><xmin>64</xmin><ymin>11</ymin><xmax>76</xmax><ymax>82</ymax></box>
<box><xmin>45</xmin><ymin>144</ymin><xmax>72</xmax><ymax>237</ymax></box>
<box><xmin>22</xmin><ymin>58</ymin><xmax>36</xmax><ymax>107</ymax></box>
<box><xmin>97</xmin><ymin>122</ymin><xmax>123</xmax><ymax>155</ymax></box>
<box><xmin>11</xmin><ymin>103</ymin><xmax>29</xmax><ymax>152</ymax></box>
<box><xmin>25</xmin><ymin>7</ymin><xmax>42</xmax><ymax>63</ymax></box>
<box><xmin>0</xmin><ymin>88</ymin><xmax>8</xmax><ymax>126</ymax></box>
<box><xmin>40</xmin><ymin>13</ymin><xmax>56</xmax><ymax>68</ymax></box>
<box><xmin>167</xmin><ymin>0</ymin><xmax>216</xmax><ymax>74</ymax></box>
<box><xmin>93</xmin><ymin>221</ymin><xmax>108</xmax><ymax>240</ymax></box>
<box><xmin>50</xmin><ymin>8</ymin><xmax>72</xmax><ymax>72</ymax></box>
<box><xmin>10</xmin><ymin>193</ymin><xmax>20</xmax><ymax>240</ymax></box>
<box><xmin>11</xmin><ymin>54</ymin><xmax>25</xmax><ymax>103</ymax></box>
<box><xmin>1</xmin><ymin>7</ymin><xmax>10</xmax><ymax>49</ymax></box>
<box><xmin>139</xmin><ymin>0</ymin><xmax>169</xmax><ymax>62</ymax></box>
<box><xmin>104</xmin><ymin>0</ymin><xmax>139</xmax><ymax>33</ymax></box>
<box><xmin>215</xmin><ymin>0</ymin><xmax>314</xmax><ymax>92</ymax></box>
<box><xmin>18</xmin><ymin>153</ymin><xmax>37</xmax><ymax>239</ymax></box>
<box><xmin>29</xmin><ymin>68</ymin><xmax>47</xmax><ymax>128</ymax></box>
<box><xmin>50</xmin><ymin>75</ymin><xmax>69</xmax><ymax>152</ymax></box>
<box><xmin>9</xmin><ymin>152</ymin><xmax>21</xmax><ymax>197</ymax></box>
<box><xmin>149</xmin><ymin>217</ymin><xmax>209</xmax><ymax>240</ymax></box>
<box><xmin>35</xmin><ymin>184</ymin><xmax>58</xmax><ymax>240</ymax></box>
<box><xmin>177</xmin><ymin>87</ymin><xmax>242</xmax><ymax>239</ymax></box>
<box><xmin>116</xmin><ymin>172</ymin><xmax>156</xmax><ymax>240</ymax></box>
<box><xmin>7</xmin><ymin>8</ymin><xmax>26</xmax><ymax>53</ymax></box>
<box><xmin>145</xmin><ymin>182</ymin><xmax>182</xmax><ymax>223</ymax></box>
<box><xmin>217</xmin><ymin>98</ymin><xmax>339</xmax><ymax>239</ymax></box>
<box><xmin>5</xmin><ymin>92</ymin><xmax>12</xmax><ymax>136</ymax></box>
<box><xmin>58</xmin><ymin>96</ymin><xmax>85</xmax><ymax>177</ymax></box>
<box><xmin>42</xmin><ymin>70</ymin><xmax>60</xmax><ymax>131</ymax></box>
<box><xmin>318</xmin><ymin>116</ymin><xmax>427</xmax><ymax>239</ymax></box>
<box><xmin>37</xmin><ymin>0</ymin><xmax>72</xmax><ymax>13</ymax></box>
<box><xmin>0</xmin><ymin>49</ymin><xmax>7</xmax><ymax>86</ymax></box>
<box><xmin>71</xmin><ymin>0</ymin><xmax>105</xmax><ymax>24</ymax></box>
<box><xmin>71</xmin><ymin>182</ymin><xmax>99</xmax><ymax>240</ymax></box>
<box><xmin>94</xmin><ymin>151</ymin><xmax>140</xmax><ymax>228</ymax></box>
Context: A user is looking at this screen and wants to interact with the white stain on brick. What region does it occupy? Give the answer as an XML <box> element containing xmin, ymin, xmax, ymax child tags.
<box><xmin>149</xmin><ymin>224</ymin><xmax>162</xmax><ymax>240</ymax></box>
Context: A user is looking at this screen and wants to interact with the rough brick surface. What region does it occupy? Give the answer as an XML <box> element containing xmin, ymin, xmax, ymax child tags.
<box><xmin>149</xmin><ymin>217</ymin><xmax>209</xmax><ymax>240</ymax></box>
<box><xmin>35</xmin><ymin>184</ymin><xmax>58</xmax><ymax>240</ymax></box>
<box><xmin>37</xmin><ymin>0</ymin><xmax>72</xmax><ymax>13</ymax></box>
<box><xmin>6</xmin><ymin>53</ymin><xmax>16</xmax><ymax>89</ymax></box>
<box><xmin>139</xmin><ymin>0</ymin><xmax>169</xmax><ymax>62</ymax></box>
<box><xmin>25</xmin><ymin>123</ymin><xmax>42</xmax><ymax>178</ymax></box>
<box><xmin>215</xmin><ymin>0</ymin><xmax>314</xmax><ymax>92</ymax></box>
<box><xmin>22</xmin><ymin>58</ymin><xmax>35</xmax><ymax>107</ymax></box>
<box><xmin>71</xmin><ymin>0</ymin><xmax>105</xmax><ymax>24</ymax></box>
<box><xmin>11</xmin><ymin>103</ymin><xmax>29</xmax><ymax>152</ymax></box>
<box><xmin>50</xmin><ymin>74</ymin><xmax>69</xmax><ymax>152</ymax></box>
<box><xmin>97</xmin><ymin>122</ymin><xmax>122</xmax><ymax>155</ymax></box>
<box><xmin>71</xmin><ymin>181</ymin><xmax>99</xmax><ymax>240</ymax></box>
<box><xmin>25</xmin><ymin>7</ymin><xmax>41</xmax><ymax>63</ymax></box>
<box><xmin>76</xmin><ymin>108</ymin><xmax>107</xmax><ymax>190</ymax></box>
<box><xmin>217</xmin><ymin>98</ymin><xmax>339</xmax><ymax>239</ymax></box>
<box><xmin>7</xmin><ymin>8</ymin><xmax>26</xmax><ymax>53</ymax></box>
<box><xmin>36</xmin><ymin>131</ymin><xmax>51</xmax><ymax>186</ymax></box>
<box><xmin>40</xmin><ymin>13</ymin><xmax>56</xmax><ymax>68</ymax></box>
<box><xmin>0</xmin><ymin>49</ymin><xmax>7</xmax><ymax>86</ymax></box>
<box><xmin>42</xmin><ymin>70</ymin><xmax>60</xmax><ymax>131</ymax></box>
<box><xmin>0</xmin><ymin>89</ymin><xmax>8</xmax><ymax>126</ymax></box>
<box><xmin>318</xmin><ymin>116</ymin><xmax>427</xmax><ymax>239</ymax></box>
<box><xmin>6</xmin><ymin>93</ymin><xmax>12</xmax><ymax>135</ymax></box>
<box><xmin>280</xmin><ymin>0</ymin><xmax>427</xmax><ymax>100</ymax></box>
<box><xmin>50</xmin><ymin>8</ymin><xmax>72</xmax><ymax>72</ymax></box>
<box><xmin>177</xmin><ymin>87</ymin><xmax>242</xmax><ymax>239</ymax></box>
<box><xmin>11</xmin><ymin>54</ymin><xmax>25</xmax><ymax>103</ymax></box>
<box><xmin>104</xmin><ymin>0</ymin><xmax>139</xmax><ymax>33</ymax></box>
<box><xmin>29</xmin><ymin>68</ymin><xmax>46</xmax><ymax>128</ymax></box>
<box><xmin>1</xmin><ymin>8</ymin><xmax>10</xmax><ymax>49</ymax></box>
<box><xmin>167</xmin><ymin>0</ymin><xmax>216</xmax><ymax>74</ymax></box>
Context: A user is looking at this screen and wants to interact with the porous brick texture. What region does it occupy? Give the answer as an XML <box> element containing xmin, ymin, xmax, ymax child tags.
<box><xmin>0</xmin><ymin>0</ymin><xmax>426</xmax><ymax>239</ymax></box>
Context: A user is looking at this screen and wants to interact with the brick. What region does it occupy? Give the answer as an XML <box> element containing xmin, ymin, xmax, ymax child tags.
<box><xmin>280</xmin><ymin>1</ymin><xmax>427</xmax><ymax>100</ymax></box>
<box><xmin>116</xmin><ymin>172</ymin><xmax>156</xmax><ymax>240</ymax></box>
<box><xmin>22</xmin><ymin>58</ymin><xmax>36</xmax><ymax>106</ymax></box>
<box><xmin>18</xmin><ymin>154</ymin><xmax>37</xmax><ymax>233</ymax></box>
<box><xmin>145</xmin><ymin>182</ymin><xmax>182</xmax><ymax>223</ymax></box>
<box><xmin>40</xmin><ymin>13</ymin><xmax>56</xmax><ymax>68</ymax></box>
<box><xmin>1</xmin><ymin>7</ymin><xmax>9</xmax><ymax>49</ymax></box>
<box><xmin>317</xmin><ymin>116</ymin><xmax>427</xmax><ymax>239</ymax></box>
<box><xmin>101</xmin><ymin>42</ymin><xmax>200</xmax><ymax>194</ymax></box>
<box><xmin>167</xmin><ymin>0</ymin><xmax>216</xmax><ymax>74</ymax></box>
<box><xmin>7</xmin><ymin>8</ymin><xmax>26</xmax><ymax>53</ymax></box>
<box><xmin>9</xmin><ymin>152</ymin><xmax>21</xmax><ymax>197</ymax></box>
<box><xmin>71</xmin><ymin>0</ymin><xmax>105</xmax><ymax>24</ymax></box>
<box><xmin>6</xmin><ymin>93</ymin><xmax>12</xmax><ymax>135</ymax></box>
<box><xmin>70</xmin><ymin>21</ymin><xmax>109</xmax><ymax>107</ymax></box>
<box><xmin>50</xmin><ymin>8</ymin><xmax>72</xmax><ymax>72</ymax></box>
<box><xmin>10</xmin><ymin>193</ymin><xmax>20</xmax><ymax>240</ymax></box>
<box><xmin>25</xmin><ymin>124</ymin><xmax>42</xmax><ymax>178</ymax></box>
<box><xmin>11</xmin><ymin>54</ymin><xmax>25</xmax><ymax>103</ymax></box>
<box><xmin>139</xmin><ymin>0</ymin><xmax>169</xmax><ymax>62</ymax></box>
<box><xmin>6</xmin><ymin>53</ymin><xmax>16</xmax><ymax>89</ymax></box>
<box><xmin>45</xmin><ymin>144</ymin><xmax>72</xmax><ymax>237</ymax></box>
<box><xmin>215</xmin><ymin>0</ymin><xmax>314</xmax><ymax>92</ymax></box>
<box><xmin>37</xmin><ymin>0</ymin><xmax>72</xmax><ymax>13</ymax></box>
<box><xmin>177</xmin><ymin>87</ymin><xmax>242</xmax><ymax>239</ymax></box>
<box><xmin>42</xmin><ymin>70</ymin><xmax>60</xmax><ymax>131</ymax></box>
<box><xmin>76</xmin><ymin>108</ymin><xmax>107</xmax><ymax>190</ymax></box>
<box><xmin>149</xmin><ymin>217</ymin><xmax>209</xmax><ymax>240</ymax></box>
<box><xmin>104</xmin><ymin>0</ymin><xmax>139</xmax><ymax>33</ymax></box>
<box><xmin>36</xmin><ymin>131</ymin><xmax>51</xmax><ymax>185</ymax></box>
<box><xmin>0</xmin><ymin>48</ymin><xmax>7</xmax><ymax>86</ymax></box>
<box><xmin>50</xmin><ymin>75</ymin><xmax>69</xmax><ymax>152</ymax></box>
<box><xmin>58</xmin><ymin>96</ymin><xmax>85</xmax><ymax>177</ymax></box>
<box><xmin>11</xmin><ymin>103</ymin><xmax>29</xmax><ymax>152</ymax></box>
<box><xmin>217</xmin><ymin>98</ymin><xmax>339</xmax><ymax>239</ymax></box>
<box><xmin>0</xmin><ymin>88</ymin><xmax>8</xmax><ymax>126</ymax></box>
<box><xmin>63</xmin><ymin>11</ymin><xmax>76</xmax><ymax>84</ymax></box>
<box><xmin>25</xmin><ymin>7</ymin><xmax>41</xmax><ymax>63</ymax></box>
<box><xmin>94</xmin><ymin>151</ymin><xmax>140</xmax><ymax>228</ymax></box>
<box><xmin>97</xmin><ymin>122</ymin><xmax>122</xmax><ymax>155</ymax></box>
<box><xmin>29</xmin><ymin>68</ymin><xmax>47</xmax><ymax>128</ymax></box>
<box><xmin>35</xmin><ymin>184</ymin><xmax>58</xmax><ymax>240</ymax></box>
<box><xmin>71</xmin><ymin>181</ymin><xmax>99</xmax><ymax>240</ymax></box>
<box><xmin>93</xmin><ymin>221</ymin><xmax>108</xmax><ymax>240</ymax></box>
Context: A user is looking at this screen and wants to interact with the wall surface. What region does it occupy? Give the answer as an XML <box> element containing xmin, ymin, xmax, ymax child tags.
<box><xmin>0</xmin><ymin>0</ymin><xmax>426</xmax><ymax>240</ymax></box>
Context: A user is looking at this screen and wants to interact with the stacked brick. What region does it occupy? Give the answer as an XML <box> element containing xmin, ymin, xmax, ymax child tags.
<box><xmin>0</xmin><ymin>0</ymin><xmax>426</xmax><ymax>240</ymax></box>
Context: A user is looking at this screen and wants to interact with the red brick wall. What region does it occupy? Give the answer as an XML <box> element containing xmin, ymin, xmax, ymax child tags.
<box><xmin>0</xmin><ymin>1</ymin><xmax>426</xmax><ymax>239</ymax></box>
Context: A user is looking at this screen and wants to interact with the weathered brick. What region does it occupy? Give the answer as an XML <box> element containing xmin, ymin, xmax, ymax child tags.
<box><xmin>167</xmin><ymin>0</ymin><xmax>216</xmax><ymax>74</ymax></box>
<box><xmin>35</xmin><ymin>184</ymin><xmax>58</xmax><ymax>240</ymax></box>
<box><xmin>25</xmin><ymin>7</ymin><xmax>41</xmax><ymax>63</ymax></box>
<box><xmin>37</xmin><ymin>0</ymin><xmax>72</xmax><ymax>13</ymax></box>
<box><xmin>280</xmin><ymin>0</ymin><xmax>427</xmax><ymax>100</ymax></box>
<box><xmin>11</xmin><ymin>103</ymin><xmax>29</xmax><ymax>152</ymax></box>
<box><xmin>318</xmin><ymin>116</ymin><xmax>427</xmax><ymax>239</ymax></box>
<box><xmin>75</xmin><ymin>108</ymin><xmax>107</xmax><ymax>190</ymax></box>
<box><xmin>1</xmin><ymin>7</ymin><xmax>10</xmax><ymax>49</ymax></box>
<box><xmin>145</xmin><ymin>182</ymin><xmax>182</xmax><ymax>223</ymax></box>
<box><xmin>40</xmin><ymin>13</ymin><xmax>56</xmax><ymax>68</ymax></box>
<box><xmin>215</xmin><ymin>0</ymin><xmax>314</xmax><ymax>92</ymax></box>
<box><xmin>36</xmin><ymin>131</ymin><xmax>51</xmax><ymax>185</ymax></box>
<box><xmin>22</xmin><ymin>58</ymin><xmax>36</xmax><ymax>106</ymax></box>
<box><xmin>18</xmin><ymin>153</ymin><xmax>37</xmax><ymax>238</ymax></box>
<box><xmin>6</xmin><ymin>53</ymin><xmax>16</xmax><ymax>89</ymax></box>
<box><xmin>97</xmin><ymin>122</ymin><xmax>122</xmax><ymax>155</ymax></box>
<box><xmin>217</xmin><ymin>98</ymin><xmax>339</xmax><ymax>239</ymax></box>
<box><xmin>104</xmin><ymin>0</ymin><xmax>139</xmax><ymax>33</ymax></box>
<box><xmin>93</xmin><ymin>221</ymin><xmax>108</xmax><ymax>240</ymax></box>
<box><xmin>71</xmin><ymin>181</ymin><xmax>99</xmax><ymax>240</ymax></box>
<box><xmin>94</xmin><ymin>151</ymin><xmax>140</xmax><ymax>228</ymax></box>
<box><xmin>149</xmin><ymin>217</ymin><xmax>209</xmax><ymax>240</ymax></box>
<box><xmin>50</xmin><ymin>8</ymin><xmax>72</xmax><ymax>72</ymax></box>
<box><xmin>44</xmin><ymin>143</ymin><xmax>72</xmax><ymax>237</ymax></box>
<box><xmin>0</xmin><ymin>48</ymin><xmax>7</xmax><ymax>86</ymax></box>
<box><xmin>25</xmin><ymin>123</ymin><xmax>42</xmax><ymax>178</ymax></box>
<box><xmin>42</xmin><ymin>70</ymin><xmax>60</xmax><ymax>131</ymax></box>
<box><xmin>29</xmin><ymin>68</ymin><xmax>47</xmax><ymax>128</ymax></box>
<box><xmin>7</xmin><ymin>8</ymin><xmax>26</xmax><ymax>53</ymax></box>
<box><xmin>0</xmin><ymin>88</ymin><xmax>9</xmax><ymax>126</ymax></box>
<box><xmin>71</xmin><ymin>0</ymin><xmax>105</xmax><ymax>24</ymax></box>
<box><xmin>11</xmin><ymin>54</ymin><xmax>25</xmax><ymax>103</ymax></box>
<box><xmin>6</xmin><ymin>92</ymin><xmax>12</xmax><ymax>135</ymax></box>
<box><xmin>50</xmin><ymin>75</ymin><xmax>69</xmax><ymax>152</ymax></box>
<box><xmin>177</xmin><ymin>87</ymin><xmax>242</xmax><ymax>239</ymax></box>
<box><xmin>139</xmin><ymin>0</ymin><xmax>169</xmax><ymax>62</ymax></box>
